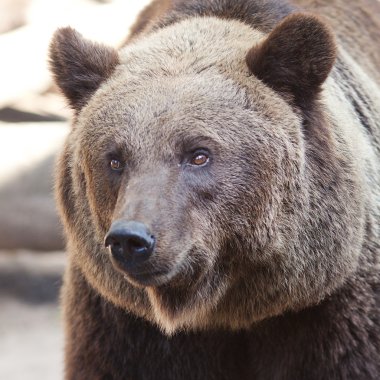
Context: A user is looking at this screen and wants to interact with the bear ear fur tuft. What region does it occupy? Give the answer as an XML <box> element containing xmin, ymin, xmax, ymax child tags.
<box><xmin>49</xmin><ymin>27</ymin><xmax>119</xmax><ymax>111</ymax></box>
<box><xmin>246</xmin><ymin>13</ymin><xmax>336</xmax><ymax>108</ymax></box>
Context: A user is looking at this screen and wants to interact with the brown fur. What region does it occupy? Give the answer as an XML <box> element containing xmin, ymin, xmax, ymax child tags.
<box><xmin>123</xmin><ymin>0</ymin><xmax>294</xmax><ymax>45</ymax></box>
<box><xmin>246</xmin><ymin>13</ymin><xmax>336</xmax><ymax>109</ymax></box>
<box><xmin>294</xmin><ymin>0</ymin><xmax>380</xmax><ymax>87</ymax></box>
<box><xmin>49</xmin><ymin>27</ymin><xmax>119</xmax><ymax>110</ymax></box>
<box><xmin>50</xmin><ymin>0</ymin><xmax>380</xmax><ymax>379</ymax></box>
<box><xmin>125</xmin><ymin>0</ymin><xmax>172</xmax><ymax>44</ymax></box>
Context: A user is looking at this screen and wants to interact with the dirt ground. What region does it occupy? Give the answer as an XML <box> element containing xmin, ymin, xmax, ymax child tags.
<box><xmin>0</xmin><ymin>250</ymin><xmax>65</xmax><ymax>380</ymax></box>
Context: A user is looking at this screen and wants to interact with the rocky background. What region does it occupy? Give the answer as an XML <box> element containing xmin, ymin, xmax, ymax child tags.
<box><xmin>0</xmin><ymin>1</ymin><xmax>149</xmax><ymax>378</ymax></box>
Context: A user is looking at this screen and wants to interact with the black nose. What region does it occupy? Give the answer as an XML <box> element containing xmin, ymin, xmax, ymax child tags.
<box><xmin>105</xmin><ymin>221</ymin><xmax>155</xmax><ymax>265</ymax></box>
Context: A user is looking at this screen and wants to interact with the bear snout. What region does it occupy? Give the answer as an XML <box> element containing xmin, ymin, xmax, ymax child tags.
<box><xmin>105</xmin><ymin>220</ymin><xmax>167</xmax><ymax>285</ymax></box>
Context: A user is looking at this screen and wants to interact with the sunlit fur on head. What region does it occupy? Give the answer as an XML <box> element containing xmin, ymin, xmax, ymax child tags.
<box><xmin>52</xmin><ymin>15</ymin><xmax>378</xmax><ymax>336</ymax></box>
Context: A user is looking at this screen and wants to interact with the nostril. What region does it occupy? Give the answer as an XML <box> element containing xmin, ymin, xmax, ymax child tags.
<box><xmin>112</xmin><ymin>241</ymin><xmax>122</xmax><ymax>250</ymax></box>
<box><xmin>127</xmin><ymin>237</ymin><xmax>148</xmax><ymax>252</ymax></box>
<box><xmin>105</xmin><ymin>236</ymin><xmax>123</xmax><ymax>254</ymax></box>
<box><xmin>104</xmin><ymin>235</ymin><xmax>113</xmax><ymax>248</ymax></box>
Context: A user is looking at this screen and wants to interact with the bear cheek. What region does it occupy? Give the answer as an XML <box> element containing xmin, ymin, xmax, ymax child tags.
<box><xmin>83</xmin><ymin>162</ymin><xmax>121</xmax><ymax>236</ymax></box>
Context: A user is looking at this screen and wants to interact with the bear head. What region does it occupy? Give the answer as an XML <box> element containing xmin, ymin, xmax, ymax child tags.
<box><xmin>50</xmin><ymin>14</ymin><xmax>365</xmax><ymax>334</ymax></box>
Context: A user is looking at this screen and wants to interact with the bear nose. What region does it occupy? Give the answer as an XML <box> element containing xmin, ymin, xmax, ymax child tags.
<box><xmin>104</xmin><ymin>220</ymin><xmax>155</xmax><ymax>264</ymax></box>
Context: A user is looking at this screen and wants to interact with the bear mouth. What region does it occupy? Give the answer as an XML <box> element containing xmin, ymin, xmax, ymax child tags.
<box><xmin>122</xmin><ymin>268</ymin><xmax>172</xmax><ymax>287</ymax></box>
<box><xmin>110</xmin><ymin>254</ymin><xmax>179</xmax><ymax>288</ymax></box>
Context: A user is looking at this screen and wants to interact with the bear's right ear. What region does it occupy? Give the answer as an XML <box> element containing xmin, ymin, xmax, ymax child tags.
<box><xmin>246</xmin><ymin>13</ymin><xmax>336</xmax><ymax>108</ymax></box>
<box><xmin>49</xmin><ymin>27</ymin><xmax>119</xmax><ymax>111</ymax></box>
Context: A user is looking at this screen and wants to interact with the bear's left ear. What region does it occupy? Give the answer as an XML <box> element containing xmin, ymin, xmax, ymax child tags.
<box><xmin>49</xmin><ymin>27</ymin><xmax>119</xmax><ymax>111</ymax></box>
<box><xmin>246</xmin><ymin>13</ymin><xmax>336</xmax><ymax>108</ymax></box>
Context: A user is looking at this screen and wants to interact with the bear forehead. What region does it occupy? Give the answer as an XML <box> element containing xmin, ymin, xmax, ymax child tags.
<box><xmin>118</xmin><ymin>17</ymin><xmax>264</xmax><ymax>77</ymax></box>
<box><xmin>78</xmin><ymin>72</ymin><xmax>259</xmax><ymax>152</ymax></box>
<box><xmin>77</xmin><ymin>70</ymin><xmax>298</xmax><ymax>156</ymax></box>
<box><xmin>76</xmin><ymin>16</ymin><xmax>300</xmax><ymax>153</ymax></box>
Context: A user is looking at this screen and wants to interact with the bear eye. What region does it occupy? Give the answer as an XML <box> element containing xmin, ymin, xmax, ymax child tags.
<box><xmin>190</xmin><ymin>151</ymin><xmax>210</xmax><ymax>167</ymax></box>
<box><xmin>110</xmin><ymin>159</ymin><xmax>124</xmax><ymax>171</ymax></box>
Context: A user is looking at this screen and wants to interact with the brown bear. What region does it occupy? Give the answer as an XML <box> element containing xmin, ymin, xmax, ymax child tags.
<box><xmin>49</xmin><ymin>0</ymin><xmax>380</xmax><ymax>379</ymax></box>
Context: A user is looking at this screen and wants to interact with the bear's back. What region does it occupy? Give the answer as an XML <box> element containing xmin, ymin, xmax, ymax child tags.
<box><xmin>128</xmin><ymin>0</ymin><xmax>380</xmax><ymax>87</ymax></box>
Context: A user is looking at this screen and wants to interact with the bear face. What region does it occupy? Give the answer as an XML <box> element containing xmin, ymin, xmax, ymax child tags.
<box><xmin>51</xmin><ymin>15</ymin><xmax>365</xmax><ymax>334</ymax></box>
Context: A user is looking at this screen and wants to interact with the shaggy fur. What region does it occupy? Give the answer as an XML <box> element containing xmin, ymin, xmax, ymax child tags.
<box><xmin>50</xmin><ymin>27</ymin><xmax>119</xmax><ymax>110</ymax></box>
<box><xmin>49</xmin><ymin>0</ymin><xmax>380</xmax><ymax>378</ymax></box>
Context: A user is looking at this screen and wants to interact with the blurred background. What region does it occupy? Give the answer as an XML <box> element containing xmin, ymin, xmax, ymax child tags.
<box><xmin>0</xmin><ymin>1</ymin><xmax>149</xmax><ymax>378</ymax></box>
